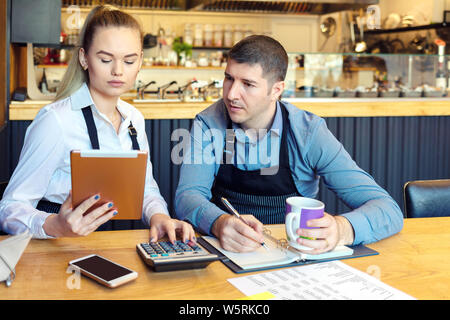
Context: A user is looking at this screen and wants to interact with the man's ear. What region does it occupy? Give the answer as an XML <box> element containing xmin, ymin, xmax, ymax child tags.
<box><xmin>270</xmin><ymin>80</ymin><xmax>285</xmax><ymax>101</ymax></box>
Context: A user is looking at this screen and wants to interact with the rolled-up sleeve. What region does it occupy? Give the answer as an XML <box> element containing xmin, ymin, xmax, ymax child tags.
<box><xmin>305</xmin><ymin>119</ymin><xmax>404</xmax><ymax>245</ymax></box>
<box><xmin>174</xmin><ymin>117</ymin><xmax>227</xmax><ymax>235</ymax></box>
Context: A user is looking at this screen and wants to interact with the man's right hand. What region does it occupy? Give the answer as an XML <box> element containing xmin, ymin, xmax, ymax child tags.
<box><xmin>211</xmin><ymin>214</ymin><xmax>265</xmax><ymax>253</ymax></box>
<box><xmin>43</xmin><ymin>191</ymin><xmax>116</xmax><ymax>237</ymax></box>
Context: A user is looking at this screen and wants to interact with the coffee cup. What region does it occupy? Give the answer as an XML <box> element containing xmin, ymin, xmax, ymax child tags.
<box><xmin>285</xmin><ymin>197</ymin><xmax>324</xmax><ymax>251</ymax></box>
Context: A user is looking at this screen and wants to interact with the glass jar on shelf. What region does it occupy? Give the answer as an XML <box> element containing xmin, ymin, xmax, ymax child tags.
<box><xmin>198</xmin><ymin>52</ymin><xmax>209</xmax><ymax>67</ymax></box>
<box><xmin>244</xmin><ymin>24</ymin><xmax>253</xmax><ymax>38</ymax></box>
<box><xmin>204</xmin><ymin>24</ymin><xmax>213</xmax><ymax>47</ymax></box>
<box><xmin>233</xmin><ymin>25</ymin><xmax>243</xmax><ymax>45</ymax></box>
<box><xmin>194</xmin><ymin>24</ymin><xmax>203</xmax><ymax>47</ymax></box>
<box><xmin>214</xmin><ymin>24</ymin><xmax>223</xmax><ymax>47</ymax></box>
<box><xmin>224</xmin><ymin>24</ymin><xmax>233</xmax><ymax>47</ymax></box>
<box><xmin>184</xmin><ymin>23</ymin><xmax>193</xmax><ymax>46</ymax></box>
<box><xmin>211</xmin><ymin>51</ymin><xmax>222</xmax><ymax>67</ymax></box>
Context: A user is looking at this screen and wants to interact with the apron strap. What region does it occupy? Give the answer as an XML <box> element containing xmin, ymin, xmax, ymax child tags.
<box><xmin>81</xmin><ymin>106</ymin><xmax>100</xmax><ymax>149</ymax></box>
<box><xmin>81</xmin><ymin>106</ymin><xmax>140</xmax><ymax>150</ymax></box>
<box><xmin>127</xmin><ymin>123</ymin><xmax>140</xmax><ymax>151</ymax></box>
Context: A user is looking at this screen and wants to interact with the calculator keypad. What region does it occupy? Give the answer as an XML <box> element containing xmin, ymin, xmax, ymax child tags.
<box><xmin>140</xmin><ymin>240</ymin><xmax>205</xmax><ymax>258</ymax></box>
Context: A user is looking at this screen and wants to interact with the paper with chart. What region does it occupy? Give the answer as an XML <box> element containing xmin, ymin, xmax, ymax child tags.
<box><xmin>228</xmin><ymin>260</ymin><xmax>415</xmax><ymax>300</ymax></box>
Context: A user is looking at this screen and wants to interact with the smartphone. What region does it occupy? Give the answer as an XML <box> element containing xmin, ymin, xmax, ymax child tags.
<box><xmin>69</xmin><ymin>254</ymin><xmax>138</xmax><ymax>288</ymax></box>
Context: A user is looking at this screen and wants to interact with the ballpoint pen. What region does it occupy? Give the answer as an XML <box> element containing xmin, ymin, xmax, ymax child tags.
<box><xmin>221</xmin><ymin>197</ymin><xmax>270</xmax><ymax>251</ymax></box>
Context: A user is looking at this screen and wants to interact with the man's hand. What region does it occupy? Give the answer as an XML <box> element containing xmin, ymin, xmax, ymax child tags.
<box><xmin>295</xmin><ymin>212</ymin><xmax>354</xmax><ymax>255</ymax></box>
<box><xmin>211</xmin><ymin>214</ymin><xmax>265</xmax><ymax>253</ymax></box>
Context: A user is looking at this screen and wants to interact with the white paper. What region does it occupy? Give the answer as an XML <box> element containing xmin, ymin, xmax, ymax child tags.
<box><xmin>202</xmin><ymin>236</ymin><xmax>297</xmax><ymax>270</ymax></box>
<box><xmin>228</xmin><ymin>261</ymin><xmax>415</xmax><ymax>300</ymax></box>
<box><xmin>0</xmin><ymin>231</ymin><xmax>32</xmax><ymax>282</ymax></box>
<box><xmin>202</xmin><ymin>235</ymin><xmax>353</xmax><ymax>270</ymax></box>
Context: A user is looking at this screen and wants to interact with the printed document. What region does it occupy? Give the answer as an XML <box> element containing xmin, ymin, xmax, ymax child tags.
<box><xmin>228</xmin><ymin>261</ymin><xmax>415</xmax><ymax>300</ymax></box>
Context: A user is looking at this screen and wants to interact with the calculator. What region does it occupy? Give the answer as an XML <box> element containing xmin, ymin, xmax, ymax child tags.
<box><xmin>136</xmin><ymin>240</ymin><xmax>219</xmax><ymax>272</ymax></box>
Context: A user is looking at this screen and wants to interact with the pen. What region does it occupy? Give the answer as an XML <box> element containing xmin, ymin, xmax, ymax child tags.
<box><xmin>221</xmin><ymin>197</ymin><xmax>270</xmax><ymax>251</ymax></box>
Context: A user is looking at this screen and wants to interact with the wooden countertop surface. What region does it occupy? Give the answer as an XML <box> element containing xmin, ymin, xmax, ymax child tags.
<box><xmin>1</xmin><ymin>217</ymin><xmax>450</xmax><ymax>300</ymax></box>
<box><xmin>8</xmin><ymin>98</ymin><xmax>450</xmax><ymax>120</ymax></box>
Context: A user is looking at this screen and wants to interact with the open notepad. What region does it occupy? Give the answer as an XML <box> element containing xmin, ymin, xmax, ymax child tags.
<box><xmin>200</xmin><ymin>228</ymin><xmax>377</xmax><ymax>273</ymax></box>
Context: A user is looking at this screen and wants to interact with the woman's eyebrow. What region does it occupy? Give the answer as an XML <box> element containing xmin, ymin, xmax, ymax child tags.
<box><xmin>96</xmin><ymin>50</ymin><xmax>138</xmax><ymax>58</ymax></box>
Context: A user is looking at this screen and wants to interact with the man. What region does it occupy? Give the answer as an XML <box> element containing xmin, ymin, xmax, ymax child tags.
<box><xmin>175</xmin><ymin>35</ymin><xmax>403</xmax><ymax>254</ymax></box>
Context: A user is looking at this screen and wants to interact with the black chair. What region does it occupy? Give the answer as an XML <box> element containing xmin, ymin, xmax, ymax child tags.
<box><xmin>403</xmin><ymin>179</ymin><xmax>450</xmax><ymax>218</ymax></box>
<box><xmin>0</xmin><ymin>181</ymin><xmax>7</xmax><ymax>200</ymax></box>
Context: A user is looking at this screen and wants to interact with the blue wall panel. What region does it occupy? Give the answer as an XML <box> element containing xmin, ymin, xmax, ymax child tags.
<box><xmin>2</xmin><ymin>115</ymin><xmax>450</xmax><ymax>228</ymax></box>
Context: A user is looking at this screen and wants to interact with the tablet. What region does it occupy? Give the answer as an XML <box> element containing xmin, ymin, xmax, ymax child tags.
<box><xmin>70</xmin><ymin>150</ymin><xmax>147</xmax><ymax>220</ymax></box>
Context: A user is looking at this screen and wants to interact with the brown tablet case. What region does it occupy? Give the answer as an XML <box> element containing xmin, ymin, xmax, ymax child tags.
<box><xmin>70</xmin><ymin>150</ymin><xmax>147</xmax><ymax>220</ymax></box>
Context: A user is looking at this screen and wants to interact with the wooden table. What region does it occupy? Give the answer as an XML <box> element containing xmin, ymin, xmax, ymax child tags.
<box><xmin>1</xmin><ymin>217</ymin><xmax>450</xmax><ymax>300</ymax></box>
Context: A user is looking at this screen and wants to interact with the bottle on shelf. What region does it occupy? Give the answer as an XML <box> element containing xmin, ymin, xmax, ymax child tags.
<box><xmin>39</xmin><ymin>69</ymin><xmax>49</xmax><ymax>94</ymax></box>
<box><xmin>435</xmin><ymin>39</ymin><xmax>446</xmax><ymax>92</ymax></box>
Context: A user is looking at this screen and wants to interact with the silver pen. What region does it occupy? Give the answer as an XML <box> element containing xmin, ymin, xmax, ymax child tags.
<box><xmin>221</xmin><ymin>197</ymin><xmax>270</xmax><ymax>251</ymax></box>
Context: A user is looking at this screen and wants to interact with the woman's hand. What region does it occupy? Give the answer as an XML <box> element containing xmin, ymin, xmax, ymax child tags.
<box><xmin>149</xmin><ymin>213</ymin><xmax>196</xmax><ymax>244</ymax></box>
<box><xmin>43</xmin><ymin>191</ymin><xmax>117</xmax><ymax>237</ymax></box>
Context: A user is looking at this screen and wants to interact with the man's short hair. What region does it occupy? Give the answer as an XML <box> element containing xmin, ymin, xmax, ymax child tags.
<box><xmin>228</xmin><ymin>35</ymin><xmax>288</xmax><ymax>84</ymax></box>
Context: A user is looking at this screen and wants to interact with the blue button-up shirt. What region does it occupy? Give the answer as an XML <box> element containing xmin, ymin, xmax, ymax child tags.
<box><xmin>175</xmin><ymin>99</ymin><xmax>403</xmax><ymax>245</ymax></box>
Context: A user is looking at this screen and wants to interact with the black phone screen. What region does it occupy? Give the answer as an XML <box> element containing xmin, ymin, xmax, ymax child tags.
<box><xmin>72</xmin><ymin>255</ymin><xmax>132</xmax><ymax>282</ymax></box>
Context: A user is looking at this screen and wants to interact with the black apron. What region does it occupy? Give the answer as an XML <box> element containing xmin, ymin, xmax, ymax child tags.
<box><xmin>211</xmin><ymin>102</ymin><xmax>301</xmax><ymax>224</ymax></box>
<box><xmin>36</xmin><ymin>106</ymin><xmax>140</xmax><ymax>230</ymax></box>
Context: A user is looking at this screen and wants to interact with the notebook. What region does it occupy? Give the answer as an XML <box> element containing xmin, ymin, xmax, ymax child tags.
<box><xmin>0</xmin><ymin>231</ymin><xmax>32</xmax><ymax>286</ymax></box>
<box><xmin>199</xmin><ymin>228</ymin><xmax>378</xmax><ymax>274</ymax></box>
<box><xmin>71</xmin><ymin>150</ymin><xmax>148</xmax><ymax>220</ymax></box>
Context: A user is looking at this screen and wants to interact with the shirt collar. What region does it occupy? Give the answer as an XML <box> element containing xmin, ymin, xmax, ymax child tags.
<box><xmin>70</xmin><ymin>82</ymin><xmax>130</xmax><ymax>121</ymax></box>
<box><xmin>232</xmin><ymin>101</ymin><xmax>282</xmax><ymax>143</ymax></box>
<box><xmin>70</xmin><ymin>83</ymin><xmax>94</xmax><ymax>111</ymax></box>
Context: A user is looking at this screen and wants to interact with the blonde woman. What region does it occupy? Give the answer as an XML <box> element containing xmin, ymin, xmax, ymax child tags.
<box><xmin>0</xmin><ymin>6</ymin><xmax>195</xmax><ymax>242</ymax></box>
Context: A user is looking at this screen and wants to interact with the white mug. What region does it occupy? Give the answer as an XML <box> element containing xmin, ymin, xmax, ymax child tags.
<box><xmin>285</xmin><ymin>197</ymin><xmax>325</xmax><ymax>251</ymax></box>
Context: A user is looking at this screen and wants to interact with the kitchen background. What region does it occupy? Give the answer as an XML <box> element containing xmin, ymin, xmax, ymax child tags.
<box><xmin>2</xmin><ymin>0</ymin><xmax>450</xmax><ymax>224</ymax></box>
<box><xmin>34</xmin><ymin>0</ymin><xmax>450</xmax><ymax>101</ymax></box>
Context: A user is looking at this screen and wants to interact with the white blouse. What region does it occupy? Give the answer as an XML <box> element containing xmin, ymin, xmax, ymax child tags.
<box><xmin>0</xmin><ymin>83</ymin><xmax>169</xmax><ymax>238</ymax></box>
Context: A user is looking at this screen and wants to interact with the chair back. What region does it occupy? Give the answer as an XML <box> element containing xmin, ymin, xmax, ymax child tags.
<box><xmin>403</xmin><ymin>179</ymin><xmax>450</xmax><ymax>218</ymax></box>
<box><xmin>0</xmin><ymin>181</ymin><xmax>8</xmax><ymax>200</ymax></box>
<box><xmin>0</xmin><ymin>181</ymin><xmax>8</xmax><ymax>235</ymax></box>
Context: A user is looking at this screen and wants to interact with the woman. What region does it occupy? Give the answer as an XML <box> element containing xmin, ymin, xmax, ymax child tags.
<box><xmin>0</xmin><ymin>5</ymin><xmax>195</xmax><ymax>242</ymax></box>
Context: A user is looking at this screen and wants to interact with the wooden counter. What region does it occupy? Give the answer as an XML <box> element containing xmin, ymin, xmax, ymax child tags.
<box><xmin>1</xmin><ymin>217</ymin><xmax>450</xmax><ymax>300</ymax></box>
<box><xmin>8</xmin><ymin>98</ymin><xmax>450</xmax><ymax>120</ymax></box>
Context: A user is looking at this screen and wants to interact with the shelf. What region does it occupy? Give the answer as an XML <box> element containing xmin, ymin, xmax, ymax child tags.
<box><xmin>141</xmin><ymin>65</ymin><xmax>224</xmax><ymax>70</ymax></box>
<box><xmin>10</xmin><ymin>98</ymin><xmax>450</xmax><ymax>120</ymax></box>
<box><xmin>36</xmin><ymin>64</ymin><xmax>225</xmax><ymax>70</ymax></box>
<box><xmin>36</xmin><ymin>64</ymin><xmax>68</xmax><ymax>68</ymax></box>
<box><xmin>192</xmin><ymin>46</ymin><xmax>231</xmax><ymax>50</ymax></box>
<box><xmin>365</xmin><ymin>22</ymin><xmax>450</xmax><ymax>35</ymax></box>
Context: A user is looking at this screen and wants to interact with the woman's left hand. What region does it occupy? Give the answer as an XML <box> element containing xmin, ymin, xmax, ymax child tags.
<box><xmin>149</xmin><ymin>213</ymin><xmax>196</xmax><ymax>244</ymax></box>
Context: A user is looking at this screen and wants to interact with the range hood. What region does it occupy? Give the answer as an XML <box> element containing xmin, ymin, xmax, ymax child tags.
<box><xmin>186</xmin><ymin>0</ymin><xmax>379</xmax><ymax>14</ymax></box>
<box><xmin>62</xmin><ymin>1</ymin><xmax>378</xmax><ymax>15</ymax></box>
